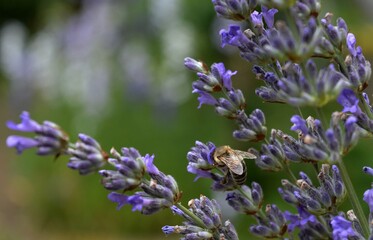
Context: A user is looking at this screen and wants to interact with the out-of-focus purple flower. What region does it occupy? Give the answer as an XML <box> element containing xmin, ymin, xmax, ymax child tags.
<box><xmin>212</xmin><ymin>0</ymin><xmax>257</xmax><ymax>21</ymax></box>
<box><xmin>284</xmin><ymin>206</ymin><xmax>330</xmax><ymax>238</ymax></box>
<box><xmin>184</xmin><ymin>57</ymin><xmax>209</xmax><ymax>73</ymax></box>
<box><xmin>6</xmin><ymin>136</ymin><xmax>39</xmax><ymax>154</ymax></box>
<box><xmin>7</xmin><ymin>111</ymin><xmax>41</xmax><ymax>132</ymax></box>
<box><xmin>67</xmin><ymin>133</ymin><xmax>108</xmax><ymax>175</ymax></box>
<box><xmin>290</xmin><ymin>115</ymin><xmax>309</xmax><ymax>135</ymax></box>
<box><xmin>337</xmin><ymin>88</ymin><xmax>361</xmax><ymax>114</ymax></box>
<box><xmin>345</xmin><ymin>46</ymin><xmax>371</xmax><ymax>92</ymax></box>
<box><xmin>284</xmin><ymin>207</ymin><xmax>316</xmax><ymax>231</ymax></box>
<box><xmin>144</xmin><ymin>154</ymin><xmax>158</xmax><ymax>174</ymax></box>
<box><xmin>331</xmin><ymin>215</ymin><xmax>360</xmax><ymax>240</ymax></box>
<box><xmin>107</xmin><ymin>192</ymin><xmax>130</xmax><ymax>210</ymax></box>
<box><xmin>363</xmin><ymin>187</ymin><xmax>373</xmax><ymax>213</ymax></box>
<box><xmin>7</xmin><ymin>111</ymin><xmax>69</xmax><ymax>156</ymax></box>
<box><xmin>220</xmin><ymin>25</ymin><xmax>244</xmax><ymax>48</ymax></box>
<box><xmin>261</xmin><ymin>6</ymin><xmax>277</xmax><ymax>28</ymax></box>
<box><xmin>250</xmin><ymin>11</ymin><xmax>263</xmax><ymax>29</ymax></box>
<box><xmin>346</xmin><ymin>33</ymin><xmax>357</xmax><ymax>57</ymax></box>
<box><xmin>363</xmin><ymin>166</ymin><xmax>373</xmax><ymax>176</ymax></box>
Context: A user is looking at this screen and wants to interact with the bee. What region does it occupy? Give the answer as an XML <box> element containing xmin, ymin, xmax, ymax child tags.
<box><xmin>213</xmin><ymin>145</ymin><xmax>256</xmax><ymax>185</ymax></box>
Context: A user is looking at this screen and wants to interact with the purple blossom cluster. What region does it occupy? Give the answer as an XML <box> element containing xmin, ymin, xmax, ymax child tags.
<box><xmin>6</xmin><ymin>0</ymin><xmax>373</xmax><ymax>239</ymax></box>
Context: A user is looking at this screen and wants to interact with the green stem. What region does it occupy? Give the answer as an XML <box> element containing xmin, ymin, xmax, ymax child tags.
<box><xmin>175</xmin><ymin>202</ymin><xmax>207</xmax><ymax>229</ymax></box>
<box><xmin>284</xmin><ymin>162</ymin><xmax>297</xmax><ymax>183</ymax></box>
<box><xmin>336</xmin><ymin>159</ymin><xmax>370</xmax><ymax>237</ymax></box>
<box><xmin>359</xmin><ymin>93</ymin><xmax>373</xmax><ymax>120</ymax></box>
<box><xmin>315</xmin><ymin>107</ymin><xmax>327</xmax><ymax>127</ymax></box>
<box><xmin>296</xmin><ymin>107</ymin><xmax>304</xmax><ymax>119</ymax></box>
<box><xmin>333</xmin><ymin>54</ymin><xmax>349</xmax><ymax>78</ymax></box>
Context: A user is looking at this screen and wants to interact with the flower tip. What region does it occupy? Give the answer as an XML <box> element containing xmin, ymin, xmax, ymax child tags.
<box><xmin>162</xmin><ymin>225</ymin><xmax>175</xmax><ymax>235</ymax></box>
<box><xmin>363</xmin><ymin>166</ymin><xmax>373</xmax><ymax>176</ymax></box>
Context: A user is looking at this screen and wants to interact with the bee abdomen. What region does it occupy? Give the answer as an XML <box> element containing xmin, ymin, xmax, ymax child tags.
<box><xmin>231</xmin><ymin>161</ymin><xmax>247</xmax><ymax>185</ymax></box>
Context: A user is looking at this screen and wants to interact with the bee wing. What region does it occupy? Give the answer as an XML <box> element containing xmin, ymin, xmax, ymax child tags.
<box><xmin>219</xmin><ymin>152</ymin><xmax>243</xmax><ymax>175</ymax></box>
<box><xmin>234</xmin><ymin>150</ymin><xmax>257</xmax><ymax>159</ymax></box>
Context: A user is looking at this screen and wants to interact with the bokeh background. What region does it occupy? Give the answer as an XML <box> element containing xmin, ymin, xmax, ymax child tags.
<box><xmin>1</xmin><ymin>0</ymin><xmax>373</xmax><ymax>239</ymax></box>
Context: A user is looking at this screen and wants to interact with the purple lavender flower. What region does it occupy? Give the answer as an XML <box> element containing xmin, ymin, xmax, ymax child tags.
<box><xmin>279</xmin><ymin>165</ymin><xmax>345</xmax><ymax>214</ymax></box>
<box><xmin>67</xmin><ymin>133</ymin><xmax>108</xmax><ymax>175</ymax></box>
<box><xmin>331</xmin><ymin>215</ymin><xmax>361</xmax><ymax>240</ymax></box>
<box><xmin>363</xmin><ymin>187</ymin><xmax>373</xmax><ymax>213</ymax></box>
<box><xmin>163</xmin><ymin>195</ymin><xmax>238</xmax><ymax>239</ymax></box>
<box><xmin>104</xmin><ymin>148</ymin><xmax>181</xmax><ymax>215</ymax></box>
<box><xmin>250</xmin><ymin>11</ymin><xmax>263</xmax><ymax>30</ymax></box>
<box><xmin>290</xmin><ymin>115</ymin><xmax>309</xmax><ymax>135</ymax></box>
<box><xmin>108</xmin><ymin>191</ymin><xmax>173</xmax><ymax>215</ymax></box>
<box><xmin>220</xmin><ymin>25</ymin><xmax>242</xmax><ymax>48</ymax></box>
<box><xmin>363</xmin><ymin>166</ymin><xmax>373</xmax><ymax>176</ymax></box>
<box><xmin>251</xmin><ymin>129</ymin><xmax>285</xmax><ymax>171</ymax></box>
<box><xmin>184</xmin><ymin>57</ymin><xmax>209</xmax><ymax>73</ymax></box>
<box><xmin>261</xmin><ymin>6</ymin><xmax>278</xmax><ymax>28</ymax></box>
<box><xmin>277</xmin><ymin>113</ymin><xmax>362</xmax><ymax>165</ymax></box>
<box><xmin>186</xmin><ymin>58</ymin><xmax>236</xmax><ymax>94</ymax></box>
<box><xmin>337</xmin><ymin>88</ymin><xmax>361</xmax><ymax>114</ymax></box>
<box><xmin>346</xmin><ymin>33</ymin><xmax>357</xmax><ymax>57</ymax></box>
<box><xmin>284</xmin><ymin>206</ymin><xmax>329</xmax><ymax>238</ymax></box>
<box><xmin>211</xmin><ymin>62</ymin><xmax>235</xmax><ymax>91</ymax></box>
<box><xmin>233</xmin><ymin>109</ymin><xmax>267</xmax><ymax>142</ymax></box>
<box><xmin>321</xmin><ymin>16</ymin><xmax>348</xmax><ymax>51</ymax></box>
<box><xmin>250</xmin><ymin>204</ymin><xmax>287</xmax><ymax>238</ymax></box>
<box><xmin>226</xmin><ymin>183</ymin><xmax>263</xmax><ymax>214</ymax></box>
<box><xmin>219</xmin><ymin>24</ymin><xmax>270</xmax><ymax>63</ymax></box>
<box><xmin>345</xmin><ymin>43</ymin><xmax>371</xmax><ymax>91</ymax></box>
<box><xmin>186</xmin><ymin>141</ymin><xmax>217</xmax><ymax>180</ymax></box>
<box><xmin>212</xmin><ymin>0</ymin><xmax>257</xmax><ymax>21</ymax></box>
<box><xmin>7</xmin><ymin>111</ymin><xmax>69</xmax><ymax>156</ymax></box>
<box><xmin>193</xmin><ymin>90</ymin><xmax>218</xmax><ymax>109</ymax></box>
<box><xmin>99</xmin><ymin>147</ymin><xmax>145</xmax><ymax>191</ymax></box>
<box><xmin>293</xmin><ymin>0</ymin><xmax>321</xmax><ymax>19</ymax></box>
<box><xmin>254</xmin><ymin>61</ymin><xmax>349</xmax><ymax>107</ymax></box>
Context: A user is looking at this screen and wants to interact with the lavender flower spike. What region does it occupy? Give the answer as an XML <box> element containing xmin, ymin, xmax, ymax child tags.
<box><xmin>212</xmin><ymin>0</ymin><xmax>257</xmax><ymax>21</ymax></box>
<box><xmin>186</xmin><ymin>141</ymin><xmax>217</xmax><ymax>181</ymax></box>
<box><xmin>164</xmin><ymin>195</ymin><xmax>239</xmax><ymax>239</ymax></box>
<box><xmin>104</xmin><ymin>148</ymin><xmax>181</xmax><ymax>215</ymax></box>
<box><xmin>7</xmin><ymin>111</ymin><xmax>69</xmax><ymax>156</ymax></box>
<box><xmin>250</xmin><ymin>204</ymin><xmax>287</xmax><ymax>238</ymax></box>
<box><xmin>99</xmin><ymin>147</ymin><xmax>145</xmax><ymax>191</ymax></box>
<box><xmin>226</xmin><ymin>183</ymin><xmax>263</xmax><ymax>214</ymax></box>
<box><xmin>67</xmin><ymin>133</ymin><xmax>108</xmax><ymax>175</ymax></box>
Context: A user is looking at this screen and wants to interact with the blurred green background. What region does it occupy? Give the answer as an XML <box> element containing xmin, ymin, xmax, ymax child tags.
<box><xmin>1</xmin><ymin>0</ymin><xmax>373</xmax><ymax>239</ymax></box>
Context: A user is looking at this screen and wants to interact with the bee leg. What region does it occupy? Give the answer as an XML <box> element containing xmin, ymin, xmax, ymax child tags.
<box><xmin>221</xmin><ymin>174</ymin><xmax>229</xmax><ymax>185</ymax></box>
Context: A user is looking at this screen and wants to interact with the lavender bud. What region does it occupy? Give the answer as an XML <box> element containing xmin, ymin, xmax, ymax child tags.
<box><xmin>184</xmin><ymin>57</ymin><xmax>209</xmax><ymax>73</ymax></box>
